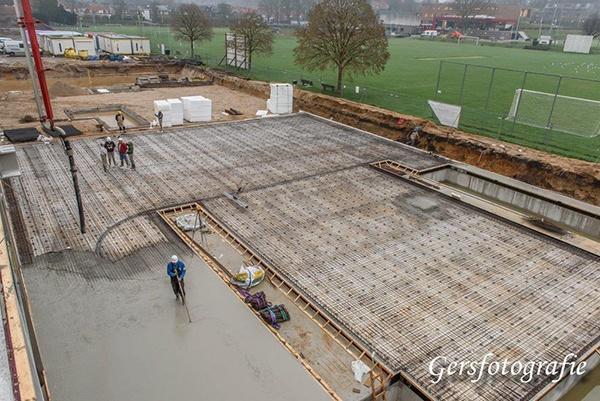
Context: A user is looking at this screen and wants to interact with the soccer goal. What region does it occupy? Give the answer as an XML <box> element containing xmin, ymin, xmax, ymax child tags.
<box><xmin>458</xmin><ymin>36</ymin><xmax>480</xmax><ymax>46</ymax></box>
<box><xmin>507</xmin><ymin>89</ymin><xmax>600</xmax><ymax>137</ymax></box>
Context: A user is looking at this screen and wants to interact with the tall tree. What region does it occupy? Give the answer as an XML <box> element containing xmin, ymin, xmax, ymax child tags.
<box><xmin>33</xmin><ymin>0</ymin><xmax>77</xmax><ymax>24</ymax></box>
<box><xmin>232</xmin><ymin>12</ymin><xmax>274</xmax><ymax>69</ymax></box>
<box><xmin>294</xmin><ymin>0</ymin><xmax>389</xmax><ymax>96</ymax></box>
<box><xmin>583</xmin><ymin>13</ymin><xmax>600</xmax><ymax>38</ymax></box>
<box><xmin>171</xmin><ymin>4</ymin><xmax>213</xmax><ymax>58</ymax></box>
<box><xmin>215</xmin><ymin>2</ymin><xmax>233</xmax><ymax>26</ymax></box>
<box><xmin>453</xmin><ymin>0</ymin><xmax>495</xmax><ymax>31</ymax></box>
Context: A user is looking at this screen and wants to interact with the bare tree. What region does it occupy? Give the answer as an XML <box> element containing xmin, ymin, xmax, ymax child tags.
<box><xmin>232</xmin><ymin>12</ymin><xmax>274</xmax><ymax>70</ymax></box>
<box><xmin>453</xmin><ymin>0</ymin><xmax>495</xmax><ymax>32</ymax></box>
<box><xmin>583</xmin><ymin>13</ymin><xmax>600</xmax><ymax>38</ymax></box>
<box><xmin>294</xmin><ymin>0</ymin><xmax>390</xmax><ymax>96</ymax></box>
<box><xmin>171</xmin><ymin>4</ymin><xmax>213</xmax><ymax>58</ymax></box>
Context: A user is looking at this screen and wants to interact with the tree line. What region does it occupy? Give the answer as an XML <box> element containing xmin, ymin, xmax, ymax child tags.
<box><xmin>172</xmin><ymin>0</ymin><xmax>389</xmax><ymax>97</ymax></box>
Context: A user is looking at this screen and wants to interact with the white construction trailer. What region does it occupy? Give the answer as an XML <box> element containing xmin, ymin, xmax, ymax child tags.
<box><xmin>45</xmin><ymin>36</ymin><xmax>75</xmax><ymax>55</ymax></box>
<box><xmin>95</xmin><ymin>33</ymin><xmax>150</xmax><ymax>55</ymax></box>
<box><xmin>129</xmin><ymin>36</ymin><xmax>150</xmax><ymax>55</ymax></box>
<box><xmin>72</xmin><ymin>37</ymin><xmax>96</xmax><ymax>55</ymax></box>
<box><xmin>35</xmin><ymin>31</ymin><xmax>96</xmax><ymax>56</ymax></box>
<box><xmin>36</xmin><ymin>31</ymin><xmax>80</xmax><ymax>54</ymax></box>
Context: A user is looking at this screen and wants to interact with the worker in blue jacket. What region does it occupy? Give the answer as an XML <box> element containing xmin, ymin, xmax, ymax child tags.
<box><xmin>167</xmin><ymin>255</ymin><xmax>186</xmax><ymax>300</ymax></box>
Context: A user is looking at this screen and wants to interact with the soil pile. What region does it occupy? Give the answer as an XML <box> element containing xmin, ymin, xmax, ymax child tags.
<box><xmin>49</xmin><ymin>81</ymin><xmax>87</xmax><ymax>97</ymax></box>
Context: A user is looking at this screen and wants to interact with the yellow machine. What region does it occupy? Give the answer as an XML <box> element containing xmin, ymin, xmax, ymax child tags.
<box><xmin>63</xmin><ymin>48</ymin><xmax>89</xmax><ymax>60</ymax></box>
<box><xmin>63</xmin><ymin>48</ymin><xmax>78</xmax><ymax>59</ymax></box>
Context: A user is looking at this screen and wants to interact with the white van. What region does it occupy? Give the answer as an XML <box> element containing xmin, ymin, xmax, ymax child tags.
<box><xmin>4</xmin><ymin>40</ymin><xmax>26</xmax><ymax>56</ymax></box>
<box><xmin>0</xmin><ymin>37</ymin><xmax>12</xmax><ymax>53</ymax></box>
<box><xmin>421</xmin><ymin>30</ymin><xmax>439</xmax><ymax>38</ymax></box>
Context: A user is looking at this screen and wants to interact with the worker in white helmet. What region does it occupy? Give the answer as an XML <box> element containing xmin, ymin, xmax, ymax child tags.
<box><xmin>167</xmin><ymin>255</ymin><xmax>186</xmax><ymax>301</ymax></box>
<box><xmin>103</xmin><ymin>136</ymin><xmax>116</xmax><ymax>167</ymax></box>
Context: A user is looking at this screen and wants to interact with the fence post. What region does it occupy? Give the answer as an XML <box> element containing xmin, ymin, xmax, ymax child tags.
<box><xmin>497</xmin><ymin>114</ymin><xmax>505</xmax><ymax>140</ymax></box>
<box><xmin>510</xmin><ymin>71</ymin><xmax>528</xmax><ymax>134</ymax></box>
<box><xmin>458</xmin><ymin>64</ymin><xmax>468</xmax><ymax>105</ymax></box>
<box><xmin>484</xmin><ymin>67</ymin><xmax>496</xmax><ymax>111</ymax></box>
<box><xmin>544</xmin><ymin>76</ymin><xmax>562</xmax><ymax>146</ymax></box>
<box><xmin>434</xmin><ymin>60</ymin><xmax>443</xmax><ymax>98</ymax></box>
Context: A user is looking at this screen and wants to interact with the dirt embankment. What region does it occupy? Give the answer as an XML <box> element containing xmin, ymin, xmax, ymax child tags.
<box><xmin>0</xmin><ymin>59</ymin><xmax>187</xmax><ymax>81</ymax></box>
<box><xmin>204</xmin><ymin>68</ymin><xmax>600</xmax><ymax>205</ymax></box>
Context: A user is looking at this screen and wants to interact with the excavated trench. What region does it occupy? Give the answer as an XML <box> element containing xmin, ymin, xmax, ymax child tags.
<box><xmin>203</xmin><ymin>68</ymin><xmax>599</xmax><ymax>206</ymax></box>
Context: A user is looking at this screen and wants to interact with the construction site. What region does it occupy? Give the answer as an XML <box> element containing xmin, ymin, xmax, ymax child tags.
<box><xmin>0</xmin><ymin>17</ymin><xmax>599</xmax><ymax>401</ymax></box>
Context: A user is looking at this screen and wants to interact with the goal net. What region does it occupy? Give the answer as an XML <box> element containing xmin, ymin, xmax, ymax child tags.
<box><xmin>507</xmin><ymin>89</ymin><xmax>600</xmax><ymax>137</ymax></box>
<box><xmin>458</xmin><ymin>36</ymin><xmax>480</xmax><ymax>46</ymax></box>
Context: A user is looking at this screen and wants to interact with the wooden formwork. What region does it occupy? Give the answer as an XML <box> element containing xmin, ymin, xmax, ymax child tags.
<box><xmin>158</xmin><ymin>203</ymin><xmax>396</xmax><ymax>401</ymax></box>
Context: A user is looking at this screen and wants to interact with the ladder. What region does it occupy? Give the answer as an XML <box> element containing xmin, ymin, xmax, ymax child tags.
<box><xmin>369</xmin><ymin>369</ymin><xmax>387</xmax><ymax>401</ymax></box>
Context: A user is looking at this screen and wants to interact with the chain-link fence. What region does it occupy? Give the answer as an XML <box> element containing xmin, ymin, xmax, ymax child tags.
<box><xmin>207</xmin><ymin>61</ymin><xmax>600</xmax><ymax>162</ymax></box>
<box><xmin>432</xmin><ymin>61</ymin><xmax>600</xmax><ymax>161</ymax></box>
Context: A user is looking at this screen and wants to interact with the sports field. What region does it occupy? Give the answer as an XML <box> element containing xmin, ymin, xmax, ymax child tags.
<box><xmin>80</xmin><ymin>25</ymin><xmax>600</xmax><ymax>161</ymax></box>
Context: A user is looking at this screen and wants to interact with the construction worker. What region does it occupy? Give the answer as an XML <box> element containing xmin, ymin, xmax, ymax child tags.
<box><xmin>117</xmin><ymin>138</ymin><xmax>129</xmax><ymax>167</ymax></box>
<box><xmin>167</xmin><ymin>255</ymin><xmax>186</xmax><ymax>300</ymax></box>
<box><xmin>154</xmin><ymin>110</ymin><xmax>163</xmax><ymax>132</ymax></box>
<box><xmin>99</xmin><ymin>141</ymin><xmax>108</xmax><ymax>172</ymax></box>
<box><xmin>408</xmin><ymin>125</ymin><xmax>421</xmax><ymax>147</ymax></box>
<box><xmin>104</xmin><ymin>137</ymin><xmax>116</xmax><ymax>166</ymax></box>
<box><xmin>127</xmin><ymin>139</ymin><xmax>135</xmax><ymax>170</ymax></box>
<box><xmin>115</xmin><ymin>111</ymin><xmax>126</xmax><ymax>133</ymax></box>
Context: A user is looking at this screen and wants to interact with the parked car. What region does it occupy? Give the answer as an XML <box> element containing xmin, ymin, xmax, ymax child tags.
<box><xmin>421</xmin><ymin>30</ymin><xmax>439</xmax><ymax>38</ymax></box>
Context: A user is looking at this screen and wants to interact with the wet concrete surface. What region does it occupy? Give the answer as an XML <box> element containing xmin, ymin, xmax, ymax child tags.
<box><xmin>22</xmin><ymin>245</ymin><xmax>332</xmax><ymax>401</ymax></box>
<box><xmin>193</xmin><ymin>230</ymin><xmax>368</xmax><ymax>400</ymax></box>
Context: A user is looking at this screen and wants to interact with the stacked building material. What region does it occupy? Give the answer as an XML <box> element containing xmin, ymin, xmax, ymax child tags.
<box><xmin>181</xmin><ymin>96</ymin><xmax>212</xmax><ymax>122</ymax></box>
<box><xmin>267</xmin><ymin>84</ymin><xmax>293</xmax><ymax>114</ymax></box>
<box><xmin>153</xmin><ymin>100</ymin><xmax>172</xmax><ymax>127</ymax></box>
<box><xmin>167</xmin><ymin>98</ymin><xmax>184</xmax><ymax>126</ymax></box>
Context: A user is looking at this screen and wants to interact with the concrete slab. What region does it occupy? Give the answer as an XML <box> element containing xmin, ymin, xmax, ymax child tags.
<box><xmin>7</xmin><ymin>112</ymin><xmax>446</xmax><ymax>263</ymax></box>
<box><xmin>23</xmin><ymin>242</ymin><xmax>332</xmax><ymax>401</ymax></box>
<box><xmin>202</xmin><ymin>165</ymin><xmax>600</xmax><ymax>401</ymax></box>
<box><xmin>6</xmin><ymin>112</ymin><xmax>598</xmax><ymax>401</ymax></box>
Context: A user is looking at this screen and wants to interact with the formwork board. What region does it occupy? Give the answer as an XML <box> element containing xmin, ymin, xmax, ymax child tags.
<box><xmin>202</xmin><ymin>165</ymin><xmax>600</xmax><ymax>401</ymax></box>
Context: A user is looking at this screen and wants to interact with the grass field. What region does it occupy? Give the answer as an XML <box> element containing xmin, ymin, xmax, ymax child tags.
<box><xmin>78</xmin><ymin>25</ymin><xmax>600</xmax><ymax>161</ymax></box>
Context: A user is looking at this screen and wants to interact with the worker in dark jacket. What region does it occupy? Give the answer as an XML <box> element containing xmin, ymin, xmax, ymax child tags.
<box><xmin>167</xmin><ymin>255</ymin><xmax>186</xmax><ymax>300</ymax></box>
<box><xmin>155</xmin><ymin>110</ymin><xmax>164</xmax><ymax>132</ymax></box>
<box><xmin>104</xmin><ymin>137</ymin><xmax>116</xmax><ymax>166</ymax></box>
<box><xmin>127</xmin><ymin>139</ymin><xmax>135</xmax><ymax>170</ymax></box>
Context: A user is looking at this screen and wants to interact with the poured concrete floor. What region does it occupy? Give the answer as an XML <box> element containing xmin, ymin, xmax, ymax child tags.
<box><xmin>188</xmin><ymin>228</ymin><xmax>368</xmax><ymax>400</ymax></box>
<box><xmin>23</xmin><ymin>242</ymin><xmax>332</xmax><ymax>401</ymax></box>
